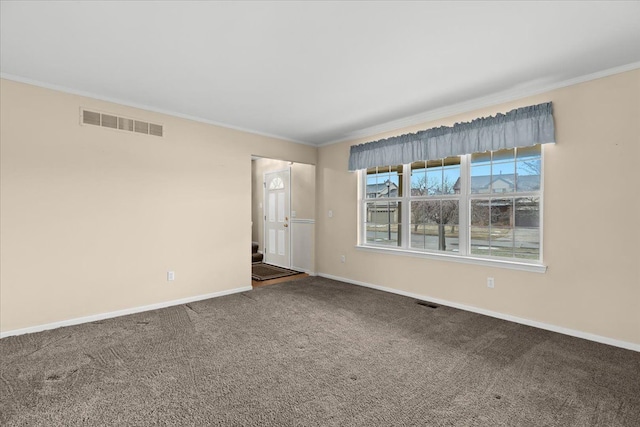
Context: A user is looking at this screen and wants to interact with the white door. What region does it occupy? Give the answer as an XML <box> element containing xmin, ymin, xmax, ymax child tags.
<box><xmin>264</xmin><ymin>169</ymin><xmax>290</xmax><ymax>267</ymax></box>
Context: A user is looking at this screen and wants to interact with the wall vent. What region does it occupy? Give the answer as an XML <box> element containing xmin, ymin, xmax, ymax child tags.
<box><xmin>81</xmin><ymin>109</ymin><xmax>163</xmax><ymax>137</ymax></box>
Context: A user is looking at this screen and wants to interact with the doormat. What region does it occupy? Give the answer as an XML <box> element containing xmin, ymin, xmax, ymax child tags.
<box><xmin>252</xmin><ymin>263</ymin><xmax>302</xmax><ymax>281</ymax></box>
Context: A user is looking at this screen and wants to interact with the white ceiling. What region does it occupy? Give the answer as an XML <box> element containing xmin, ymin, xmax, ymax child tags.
<box><xmin>2</xmin><ymin>1</ymin><xmax>639</xmax><ymax>146</ymax></box>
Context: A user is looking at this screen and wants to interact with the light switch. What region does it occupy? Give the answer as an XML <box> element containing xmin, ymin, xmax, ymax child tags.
<box><xmin>328</xmin><ymin>210</ymin><xmax>333</xmax><ymax>218</ymax></box>
<box><xmin>291</xmin><ymin>210</ymin><xmax>297</xmax><ymax>218</ymax></box>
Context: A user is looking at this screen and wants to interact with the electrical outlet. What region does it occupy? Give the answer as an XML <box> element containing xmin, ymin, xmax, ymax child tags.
<box><xmin>487</xmin><ymin>277</ymin><xmax>494</xmax><ymax>288</ymax></box>
<box><xmin>167</xmin><ymin>271</ymin><xmax>175</xmax><ymax>281</ymax></box>
<box><xmin>340</xmin><ymin>255</ymin><xmax>346</xmax><ymax>263</ymax></box>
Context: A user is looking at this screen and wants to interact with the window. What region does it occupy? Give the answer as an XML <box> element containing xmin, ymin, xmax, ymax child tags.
<box><xmin>359</xmin><ymin>145</ymin><xmax>543</xmax><ymax>267</ymax></box>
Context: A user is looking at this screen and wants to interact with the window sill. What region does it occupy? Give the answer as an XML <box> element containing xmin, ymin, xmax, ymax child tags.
<box><xmin>355</xmin><ymin>245</ymin><xmax>547</xmax><ymax>273</ymax></box>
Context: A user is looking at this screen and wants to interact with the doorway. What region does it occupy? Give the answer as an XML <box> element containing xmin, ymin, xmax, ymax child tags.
<box><xmin>251</xmin><ymin>156</ymin><xmax>316</xmax><ymax>276</ymax></box>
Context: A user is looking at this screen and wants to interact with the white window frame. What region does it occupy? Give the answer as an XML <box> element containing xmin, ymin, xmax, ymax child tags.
<box><xmin>357</xmin><ymin>148</ymin><xmax>546</xmax><ymax>273</ymax></box>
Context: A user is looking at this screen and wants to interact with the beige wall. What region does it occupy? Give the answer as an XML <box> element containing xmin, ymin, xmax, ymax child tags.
<box><xmin>251</xmin><ymin>158</ymin><xmax>316</xmax><ymax>271</ymax></box>
<box><xmin>316</xmin><ymin>69</ymin><xmax>640</xmax><ymax>345</ymax></box>
<box><xmin>0</xmin><ymin>79</ymin><xmax>316</xmax><ymax>332</ymax></box>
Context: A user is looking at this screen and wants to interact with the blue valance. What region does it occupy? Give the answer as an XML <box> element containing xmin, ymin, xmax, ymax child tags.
<box><xmin>348</xmin><ymin>102</ymin><xmax>555</xmax><ymax>171</ymax></box>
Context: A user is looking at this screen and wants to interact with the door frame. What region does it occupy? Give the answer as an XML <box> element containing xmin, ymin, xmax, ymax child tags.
<box><xmin>263</xmin><ymin>167</ymin><xmax>292</xmax><ymax>268</ymax></box>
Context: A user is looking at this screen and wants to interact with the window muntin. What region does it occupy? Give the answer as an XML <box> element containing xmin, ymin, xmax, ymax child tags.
<box><xmin>360</xmin><ymin>146</ymin><xmax>542</xmax><ymax>264</ymax></box>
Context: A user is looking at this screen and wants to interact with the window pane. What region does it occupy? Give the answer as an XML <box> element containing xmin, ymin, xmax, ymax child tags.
<box><xmin>410</xmin><ymin>200</ymin><xmax>429</xmax><ymax>227</ymax></box>
<box><xmin>365</xmin><ymin>202</ymin><xmax>377</xmax><ymax>244</ymax></box>
<box><xmin>514</xmin><ymin>228</ymin><xmax>540</xmax><ymax>260</ymax></box>
<box><xmin>517</xmin><ymin>145</ymin><xmax>541</xmax><ymax>160</ymax></box>
<box><xmin>491</xmin><ymin>149</ymin><xmax>515</xmax><ymax>193</ymax></box>
<box><xmin>490</xmin><ymin>227</ymin><xmax>513</xmax><ymax>258</ymax></box>
<box><xmin>515</xmin><ymin>197</ymin><xmax>539</xmax><ymax>227</ymax></box>
<box><xmin>490</xmin><ymin>199</ymin><xmax>513</xmax><ymax>258</ymax></box>
<box><xmin>424</xmin><ymin>200</ymin><xmax>440</xmax><ymax>224</ymax></box>
<box><xmin>470</xmin><ymin>200</ymin><xmax>490</xmax><ymax>255</ymax></box>
<box><xmin>365</xmin><ymin>168</ymin><xmax>380</xmax><ymax>199</ymax></box>
<box><xmin>411</xmin><ymin>158</ymin><xmax>461</xmax><ymax>196</ymax></box>
<box><xmin>514</xmin><ymin>197</ymin><xmax>540</xmax><ymax>260</ymax></box>
<box><xmin>442</xmin><ymin>157</ymin><xmax>461</xmax><ymax>194</ymax></box>
<box><xmin>442</xmin><ymin>200</ymin><xmax>459</xmax><ymax>226</ymax></box>
<box><xmin>441</xmin><ymin>200</ymin><xmax>459</xmax><ymax>253</ymax></box>
<box><xmin>490</xmin><ymin>198</ymin><xmax>513</xmax><ymax>227</ymax></box>
<box><xmin>389</xmin><ymin>166</ymin><xmax>402</xmax><ymax>197</ymax></box>
<box><xmin>410</xmin><ymin>161</ymin><xmax>427</xmax><ymax>196</ymax></box>
<box><xmin>365</xmin><ymin>201</ymin><xmax>401</xmax><ymax>246</ymax></box>
<box><xmin>378</xmin><ymin>166</ymin><xmax>391</xmax><ymax>198</ymax></box>
<box><xmin>365</xmin><ymin>166</ymin><xmax>402</xmax><ymax>198</ymax></box>
<box><xmin>492</xmin><ymin>148</ymin><xmax>515</xmax><ymax>163</ymax></box>
<box><xmin>427</xmin><ymin>166</ymin><xmax>442</xmax><ymax>195</ymax></box>
<box><xmin>411</xmin><ymin>200</ymin><xmax>459</xmax><ymax>252</ymax></box>
<box><xmin>491</xmin><ymin>166</ymin><xmax>515</xmax><ymax>193</ymax></box>
<box><xmin>471</xmin><ymin>152</ymin><xmax>491</xmax><ymax>193</ymax></box>
<box><xmin>422</xmin><ymin>201</ymin><xmax>440</xmax><ymax>249</ymax></box>
<box><xmin>410</xmin><ymin>200</ymin><xmax>427</xmax><ymax>250</ymax></box>
<box><xmin>516</xmin><ymin>146</ymin><xmax>541</xmax><ymax>192</ymax></box>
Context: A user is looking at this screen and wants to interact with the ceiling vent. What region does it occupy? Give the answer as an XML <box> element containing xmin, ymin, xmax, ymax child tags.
<box><xmin>81</xmin><ymin>109</ymin><xmax>163</xmax><ymax>137</ymax></box>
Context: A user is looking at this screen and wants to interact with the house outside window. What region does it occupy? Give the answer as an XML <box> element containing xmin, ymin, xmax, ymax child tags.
<box><xmin>359</xmin><ymin>145</ymin><xmax>543</xmax><ymax>266</ymax></box>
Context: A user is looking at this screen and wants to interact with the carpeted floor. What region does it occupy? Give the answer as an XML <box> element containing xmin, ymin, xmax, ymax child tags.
<box><xmin>1</xmin><ymin>276</ymin><xmax>639</xmax><ymax>426</ymax></box>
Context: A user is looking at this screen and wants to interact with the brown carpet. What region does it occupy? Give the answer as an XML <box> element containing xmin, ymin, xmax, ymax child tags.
<box><xmin>251</xmin><ymin>262</ymin><xmax>301</xmax><ymax>281</ymax></box>
<box><xmin>1</xmin><ymin>276</ymin><xmax>639</xmax><ymax>426</ymax></box>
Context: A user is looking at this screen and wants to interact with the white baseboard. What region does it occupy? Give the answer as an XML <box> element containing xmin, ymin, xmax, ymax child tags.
<box><xmin>0</xmin><ymin>286</ymin><xmax>252</xmax><ymax>339</ymax></box>
<box><xmin>317</xmin><ymin>273</ymin><xmax>640</xmax><ymax>353</ymax></box>
<box><xmin>291</xmin><ymin>267</ymin><xmax>316</xmax><ymax>276</ymax></box>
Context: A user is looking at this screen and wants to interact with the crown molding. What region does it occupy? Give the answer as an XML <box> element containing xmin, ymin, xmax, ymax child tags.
<box><xmin>318</xmin><ymin>61</ymin><xmax>640</xmax><ymax>147</ymax></box>
<box><xmin>4</xmin><ymin>60</ymin><xmax>639</xmax><ymax>149</ymax></box>
<box><xmin>0</xmin><ymin>73</ymin><xmax>316</xmax><ymax>147</ymax></box>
